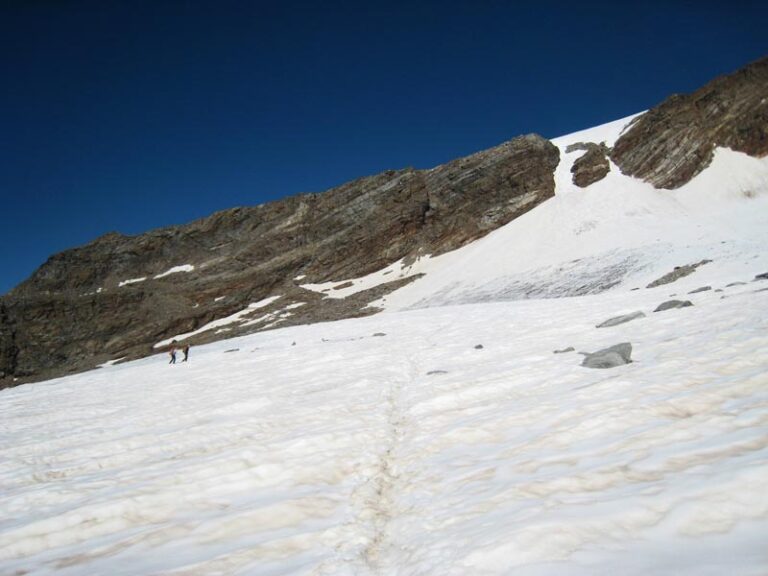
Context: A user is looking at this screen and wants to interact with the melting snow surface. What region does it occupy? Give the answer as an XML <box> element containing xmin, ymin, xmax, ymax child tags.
<box><xmin>2</xmin><ymin>281</ymin><xmax>767</xmax><ymax>574</ymax></box>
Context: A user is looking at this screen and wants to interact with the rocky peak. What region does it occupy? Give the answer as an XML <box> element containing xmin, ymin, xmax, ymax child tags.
<box><xmin>611</xmin><ymin>56</ymin><xmax>768</xmax><ymax>188</ymax></box>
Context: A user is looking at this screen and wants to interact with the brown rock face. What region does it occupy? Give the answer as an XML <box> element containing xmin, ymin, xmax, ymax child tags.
<box><xmin>611</xmin><ymin>56</ymin><xmax>768</xmax><ymax>189</ymax></box>
<box><xmin>566</xmin><ymin>142</ymin><xmax>611</xmax><ymax>187</ymax></box>
<box><xmin>0</xmin><ymin>134</ymin><xmax>559</xmax><ymax>386</ymax></box>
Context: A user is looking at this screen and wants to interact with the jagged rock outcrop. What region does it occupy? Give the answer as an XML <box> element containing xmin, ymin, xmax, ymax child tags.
<box><xmin>612</xmin><ymin>56</ymin><xmax>768</xmax><ymax>189</ymax></box>
<box><xmin>566</xmin><ymin>142</ymin><xmax>611</xmax><ymax>187</ymax></box>
<box><xmin>0</xmin><ymin>134</ymin><xmax>559</xmax><ymax>386</ymax></box>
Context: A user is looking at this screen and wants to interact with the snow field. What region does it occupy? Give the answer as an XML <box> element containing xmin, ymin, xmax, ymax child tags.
<box><xmin>1</xmin><ymin>276</ymin><xmax>767</xmax><ymax>575</ymax></box>
<box><xmin>2</xmin><ymin>113</ymin><xmax>768</xmax><ymax>574</ymax></box>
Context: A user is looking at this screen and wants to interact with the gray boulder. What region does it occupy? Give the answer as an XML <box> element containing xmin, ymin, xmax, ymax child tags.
<box><xmin>596</xmin><ymin>311</ymin><xmax>646</xmax><ymax>328</ymax></box>
<box><xmin>688</xmin><ymin>286</ymin><xmax>711</xmax><ymax>294</ymax></box>
<box><xmin>580</xmin><ymin>342</ymin><xmax>633</xmax><ymax>369</ymax></box>
<box><xmin>654</xmin><ymin>299</ymin><xmax>693</xmax><ymax>312</ymax></box>
<box><xmin>755</xmin><ymin>272</ymin><xmax>768</xmax><ymax>281</ymax></box>
<box><xmin>553</xmin><ymin>346</ymin><xmax>575</xmax><ymax>354</ymax></box>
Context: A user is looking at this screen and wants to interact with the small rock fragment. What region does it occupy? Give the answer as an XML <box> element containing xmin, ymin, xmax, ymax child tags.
<box><xmin>688</xmin><ymin>286</ymin><xmax>711</xmax><ymax>294</ymax></box>
<box><xmin>474</xmin><ymin>344</ymin><xmax>484</xmax><ymax>349</ymax></box>
<box><xmin>755</xmin><ymin>272</ymin><xmax>768</xmax><ymax>281</ymax></box>
<box><xmin>553</xmin><ymin>347</ymin><xmax>575</xmax><ymax>354</ymax></box>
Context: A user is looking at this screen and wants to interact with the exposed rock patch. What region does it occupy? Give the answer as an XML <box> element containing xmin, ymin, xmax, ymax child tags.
<box><xmin>553</xmin><ymin>346</ymin><xmax>575</xmax><ymax>354</ymax></box>
<box><xmin>567</xmin><ymin>142</ymin><xmax>611</xmax><ymax>187</ymax></box>
<box><xmin>688</xmin><ymin>286</ymin><xmax>712</xmax><ymax>294</ymax></box>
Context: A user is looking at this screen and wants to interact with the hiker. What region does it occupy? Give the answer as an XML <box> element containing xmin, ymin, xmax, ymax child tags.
<box><xmin>169</xmin><ymin>340</ymin><xmax>178</xmax><ymax>364</ymax></box>
<box><xmin>182</xmin><ymin>344</ymin><xmax>190</xmax><ymax>362</ymax></box>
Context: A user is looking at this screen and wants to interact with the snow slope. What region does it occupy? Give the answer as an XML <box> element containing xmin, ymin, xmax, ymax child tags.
<box><xmin>1</xmin><ymin>278</ymin><xmax>767</xmax><ymax>575</ymax></box>
<box><xmin>2</xmin><ymin>116</ymin><xmax>768</xmax><ymax>575</ymax></box>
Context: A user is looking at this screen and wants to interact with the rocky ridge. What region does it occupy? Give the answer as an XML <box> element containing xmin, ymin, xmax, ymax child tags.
<box><xmin>611</xmin><ymin>55</ymin><xmax>768</xmax><ymax>188</ymax></box>
<box><xmin>0</xmin><ymin>135</ymin><xmax>559</xmax><ymax>385</ymax></box>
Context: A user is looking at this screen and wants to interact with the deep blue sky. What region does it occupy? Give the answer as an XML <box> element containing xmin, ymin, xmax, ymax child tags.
<box><xmin>1</xmin><ymin>1</ymin><xmax>766</xmax><ymax>294</ymax></box>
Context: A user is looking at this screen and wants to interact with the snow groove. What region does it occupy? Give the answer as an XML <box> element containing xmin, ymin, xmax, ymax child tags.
<box><xmin>358</xmin><ymin>344</ymin><xmax>420</xmax><ymax>573</ymax></box>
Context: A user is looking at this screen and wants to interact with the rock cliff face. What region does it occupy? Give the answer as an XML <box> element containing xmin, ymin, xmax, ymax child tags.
<box><xmin>611</xmin><ymin>56</ymin><xmax>768</xmax><ymax>189</ymax></box>
<box><xmin>1</xmin><ymin>134</ymin><xmax>559</xmax><ymax>385</ymax></box>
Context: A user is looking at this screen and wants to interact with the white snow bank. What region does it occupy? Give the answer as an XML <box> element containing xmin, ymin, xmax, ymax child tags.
<box><xmin>1</xmin><ymin>280</ymin><xmax>767</xmax><ymax>574</ymax></box>
<box><xmin>117</xmin><ymin>277</ymin><xmax>146</xmax><ymax>287</ymax></box>
<box><xmin>154</xmin><ymin>264</ymin><xmax>195</xmax><ymax>279</ymax></box>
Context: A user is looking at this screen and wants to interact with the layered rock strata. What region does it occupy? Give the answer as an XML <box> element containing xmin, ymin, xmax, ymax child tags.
<box><xmin>1</xmin><ymin>135</ymin><xmax>559</xmax><ymax>385</ymax></box>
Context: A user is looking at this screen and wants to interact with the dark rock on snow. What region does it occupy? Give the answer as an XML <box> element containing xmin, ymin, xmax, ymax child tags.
<box><xmin>596</xmin><ymin>311</ymin><xmax>646</xmax><ymax>328</ymax></box>
<box><xmin>688</xmin><ymin>286</ymin><xmax>712</xmax><ymax>294</ymax></box>
<box><xmin>580</xmin><ymin>342</ymin><xmax>633</xmax><ymax>369</ymax></box>
<box><xmin>654</xmin><ymin>300</ymin><xmax>694</xmax><ymax>312</ymax></box>
<box><xmin>646</xmin><ymin>260</ymin><xmax>712</xmax><ymax>288</ymax></box>
<box><xmin>553</xmin><ymin>347</ymin><xmax>575</xmax><ymax>354</ymax></box>
<box><xmin>566</xmin><ymin>142</ymin><xmax>611</xmax><ymax>187</ymax></box>
<box><xmin>755</xmin><ymin>272</ymin><xmax>768</xmax><ymax>281</ymax></box>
